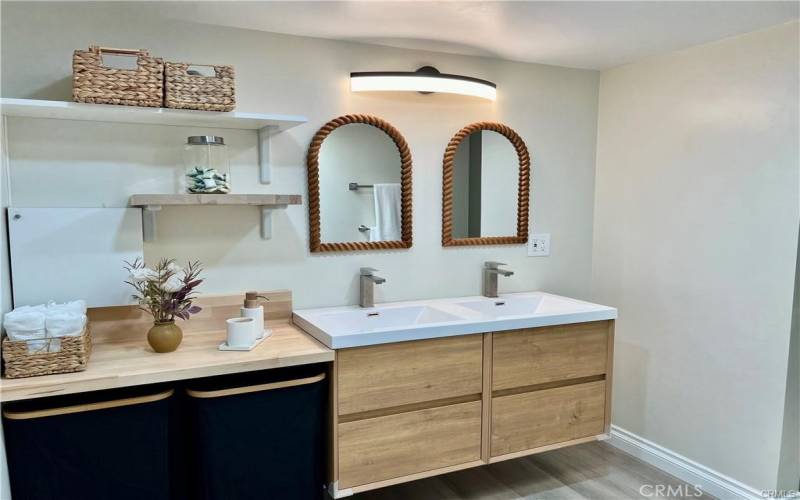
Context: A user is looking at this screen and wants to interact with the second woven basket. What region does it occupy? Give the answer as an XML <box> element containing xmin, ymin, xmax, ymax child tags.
<box><xmin>164</xmin><ymin>62</ymin><xmax>236</xmax><ymax>112</ymax></box>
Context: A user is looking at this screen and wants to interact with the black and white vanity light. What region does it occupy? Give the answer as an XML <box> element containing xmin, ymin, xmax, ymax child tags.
<box><xmin>350</xmin><ymin>66</ymin><xmax>497</xmax><ymax>101</ymax></box>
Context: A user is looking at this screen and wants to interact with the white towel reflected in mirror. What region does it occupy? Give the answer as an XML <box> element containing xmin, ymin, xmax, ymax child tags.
<box><xmin>372</xmin><ymin>183</ymin><xmax>402</xmax><ymax>241</ymax></box>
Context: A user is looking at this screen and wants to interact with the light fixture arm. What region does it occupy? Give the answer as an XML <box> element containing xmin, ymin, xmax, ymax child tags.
<box><xmin>415</xmin><ymin>66</ymin><xmax>440</xmax><ymax>94</ymax></box>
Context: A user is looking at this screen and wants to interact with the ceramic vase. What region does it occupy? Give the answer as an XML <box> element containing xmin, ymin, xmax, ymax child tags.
<box><xmin>147</xmin><ymin>321</ymin><xmax>183</xmax><ymax>353</ymax></box>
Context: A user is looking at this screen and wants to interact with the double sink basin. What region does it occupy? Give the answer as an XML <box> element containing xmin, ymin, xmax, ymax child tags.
<box><xmin>293</xmin><ymin>292</ymin><xmax>617</xmax><ymax>349</ymax></box>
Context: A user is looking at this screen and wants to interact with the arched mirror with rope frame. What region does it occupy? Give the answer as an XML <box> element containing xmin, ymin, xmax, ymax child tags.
<box><xmin>307</xmin><ymin>114</ymin><xmax>413</xmax><ymax>252</ymax></box>
<box><xmin>442</xmin><ymin>122</ymin><xmax>530</xmax><ymax>246</ymax></box>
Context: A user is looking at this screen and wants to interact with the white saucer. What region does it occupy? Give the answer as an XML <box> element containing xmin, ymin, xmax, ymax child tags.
<box><xmin>218</xmin><ymin>329</ymin><xmax>272</xmax><ymax>351</ymax></box>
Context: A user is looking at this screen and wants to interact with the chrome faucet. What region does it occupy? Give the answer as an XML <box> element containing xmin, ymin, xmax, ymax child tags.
<box><xmin>483</xmin><ymin>261</ymin><xmax>514</xmax><ymax>298</ymax></box>
<box><xmin>359</xmin><ymin>267</ymin><xmax>386</xmax><ymax>308</ymax></box>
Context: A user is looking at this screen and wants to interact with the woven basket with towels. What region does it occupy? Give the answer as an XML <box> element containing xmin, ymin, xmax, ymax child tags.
<box><xmin>2</xmin><ymin>301</ymin><xmax>92</xmax><ymax>379</ymax></box>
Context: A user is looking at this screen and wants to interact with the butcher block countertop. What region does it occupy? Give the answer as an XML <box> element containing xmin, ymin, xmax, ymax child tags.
<box><xmin>1</xmin><ymin>291</ymin><xmax>333</xmax><ymax>402</ymax></box>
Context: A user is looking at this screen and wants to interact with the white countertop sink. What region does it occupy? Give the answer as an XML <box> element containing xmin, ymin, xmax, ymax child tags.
<box><xmin>301</xmin><ymin>305</ymin><xmax>463</xmax><ymax>335</ymax></box>
<box><xmin>293</xmin><ymin>292</ymin><xmax>617</xmax><ymax>349</ymax></box>
<box><xmin>456</xmin><ymin>296</ymin><xmax>544</xmax><ymax>318</ymax></box>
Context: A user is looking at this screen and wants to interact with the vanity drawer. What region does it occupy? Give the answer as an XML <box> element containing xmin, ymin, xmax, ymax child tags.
<box><xmin>491</xmin><ymin>380</ymin><xmax>606</xmax><ymax>457</ymax></box>
<box><xmin>492</xmin><ymin>321</ymin><xmax>609</xmax><ymax>391</ymax></box>
<box><xmin>338</xmin><ymin>400</ymin><xmax>482</xmax><ymax>488</ymax></box>
<box><xmin>336</xmin><ymin>335</ymin><xmax>483</xmax><ymax>416</ymax></box>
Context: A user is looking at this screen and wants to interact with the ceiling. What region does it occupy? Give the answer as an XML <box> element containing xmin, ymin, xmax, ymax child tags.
<box><xmin>148</xmin><ymin>1</ymin><xmax>799</xmax><ymax>70</ymax></box>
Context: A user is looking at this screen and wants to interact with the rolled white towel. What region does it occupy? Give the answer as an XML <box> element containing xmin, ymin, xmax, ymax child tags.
<box><xmin>14</xmin><ymin>304</ymin><xmax>47</xmax><ymax>313</ymax></box>
<box><xmin>4</xmin><ymin>310</ymin><xmax>46</xmax><ymax>339</ymax></box>
<box><xmin>47</xmin><ymin>300</ymin><xmax>87</xmax><ymax>315</ymax></box>
<box><xmin>3</xmin><ymin>310</ymin><xmax>47</xmax><ymax>353</ymax></box>
<box><xmin>45</xmin><ymin>312</ymin><xmax>87</xmax><ymax>338</ymax></box>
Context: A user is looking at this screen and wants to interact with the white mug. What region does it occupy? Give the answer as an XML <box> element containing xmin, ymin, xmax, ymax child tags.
<box><xmin>226</xmin><ymin>317</ymin><xmax>256</xmax><ymax>347</ymax></box>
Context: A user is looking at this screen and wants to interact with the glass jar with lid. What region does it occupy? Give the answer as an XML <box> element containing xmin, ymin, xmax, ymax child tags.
<box><xmin>182</xmin><ymin>136</ymin><xmax>231</xmax><ymax>194</ymax></box>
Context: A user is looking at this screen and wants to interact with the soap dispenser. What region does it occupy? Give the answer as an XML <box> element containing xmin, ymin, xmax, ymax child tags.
<box><xmin>241</xmin><ymin>292</ymin><xmax>270</xmax><ymax>340</ymax></box>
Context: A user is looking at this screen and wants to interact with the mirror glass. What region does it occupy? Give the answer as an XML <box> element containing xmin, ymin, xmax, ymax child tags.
<box><xmin>318</xmin><ymin>123</ymin><xmax>402</xmax><ymax>243</ymax></box>
<box><xmin>450</xmin><ymin>130</ymin><xmax>519</xmax><ymax>238</ymax></box>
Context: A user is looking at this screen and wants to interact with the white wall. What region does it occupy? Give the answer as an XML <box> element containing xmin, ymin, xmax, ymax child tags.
<box><xmin>0</xmin><ymin>1</ymin><xmax>600</xmax><ymax>310</ymax></box>
<box><xmin>778</xmin><ymin>232</ymin><xmax>799</xmax><ymax>489</ymax></box>
<box><xmin>318</xmin><ymin>124</ymin><xmax>401</xmax><ymax>243</ymax></box>
<box><xmin>593</xmin><ymin>21</ymin><xmax>799</xmax><ymax>491</ymax></box>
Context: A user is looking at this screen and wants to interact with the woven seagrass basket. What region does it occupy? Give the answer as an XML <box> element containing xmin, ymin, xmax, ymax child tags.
<box><xmin>2</xmin><ymin>325</ymin><xmax>92</xmax><ymax>379</ymax></box>
<box><xmin>73</xmin><ymin>46</ymin><xmax>163</xmax><ymax>107</ymax></box>
<box><xmin>164</xmin><ymin>62</ymin><xmax>235</xmax><ymax>111</ymax></box>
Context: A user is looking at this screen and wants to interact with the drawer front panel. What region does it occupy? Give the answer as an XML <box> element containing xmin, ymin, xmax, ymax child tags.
<box><xmin>491</xmin><ymin>380</ymin><xmax>606</xmax><ymax>457</ymax></box>
<box><xmin>492</xmin><ymin>321</ymin><xmax>609</xmax><ymax>391</ymax></box>
<box><xmin>338</xmin><ymin>400</ymin><xmax>482</xmax><ymax>488</ymax></box>
<box><xmin>337</xmin><ymin>335</ymin><xmax>483</xmax><ymax>416</ymax></box>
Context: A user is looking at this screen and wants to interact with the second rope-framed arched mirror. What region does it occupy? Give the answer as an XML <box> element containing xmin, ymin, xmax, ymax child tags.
<box><xmin>441</xmin><ymin>122</ymin><xmax>531</xmax><ymax>246</ymax></box>
<box><xmin>307</xmin><ymin>114</ymin><xmax>413</xmax><ymax>252</ymax></box>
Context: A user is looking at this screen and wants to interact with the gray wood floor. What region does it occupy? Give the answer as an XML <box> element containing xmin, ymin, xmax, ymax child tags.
<box><xmin>352</xmin><ymin>442</ymin><xmax>713</xmax><ymax>500</ymax></box>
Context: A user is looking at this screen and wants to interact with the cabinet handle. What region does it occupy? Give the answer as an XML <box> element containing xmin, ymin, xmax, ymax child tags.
<box><xmin>186</xmin><ymin>373</ymin><xmax>326</xmax><ymax>399</ymax></box>
<box><xmin>3</xmin><ymin>388</ymin><xmax>174</xmax><ymax>420</ymax></box>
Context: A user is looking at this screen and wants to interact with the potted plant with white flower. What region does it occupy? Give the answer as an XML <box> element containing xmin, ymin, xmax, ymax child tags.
<box><xmin>124</xmin><ymin>258</ymin><xmax>204</xmax><ymax>353</ymax></box>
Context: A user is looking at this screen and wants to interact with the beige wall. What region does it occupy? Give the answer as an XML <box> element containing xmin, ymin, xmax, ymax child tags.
<box><xmin>593</xmin><ymin>21</ymin><xmax>799</xmax><ymax>490</ymax></box>
<box><xmin>0</xmin><ymin>1</ymin><xmax>600</xmax><ymax>311</ymax></box>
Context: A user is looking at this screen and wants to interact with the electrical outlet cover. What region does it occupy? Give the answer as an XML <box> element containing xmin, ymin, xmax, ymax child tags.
<box><xmin>528</xmin><ymin>233</ymin><xmax>551</xmax><ymax>256</ymax></box>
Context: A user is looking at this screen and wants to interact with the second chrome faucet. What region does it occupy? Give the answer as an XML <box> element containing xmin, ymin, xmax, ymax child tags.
<box><xmin>483</xmin><ymin>261</ymin><xmax>514</xmax><ymax>298</ymax></box>
<box><xmin>359</xmin><ymin>267</ymin><xmax>386</xmax><ymax>308</ymax></box>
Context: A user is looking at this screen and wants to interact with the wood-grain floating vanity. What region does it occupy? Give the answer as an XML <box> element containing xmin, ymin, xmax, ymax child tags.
<box><xmin>293</xmin><ymin>291</ymin><xmax>617</xmax><ymax>497</ymax></box>
<box><xmin>1</xmin><ymin>288</ymin><xmax>615</xmax><ymax>499</ymax></box>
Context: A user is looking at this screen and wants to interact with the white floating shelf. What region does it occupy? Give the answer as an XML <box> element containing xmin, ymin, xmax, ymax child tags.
<box><xmin>129</xmin><ymin>194</ymin><xmax>302</xmax><ymax>241</ymax></box>
<box><xmin>0</xmin><ymin>98</ymin><xmax>307</xmax><ymax>131</ymax></box>
<box><xmin>0</xmin><ymin>98</ymin><xmax>308</xmax><ymax>184</ymax></box>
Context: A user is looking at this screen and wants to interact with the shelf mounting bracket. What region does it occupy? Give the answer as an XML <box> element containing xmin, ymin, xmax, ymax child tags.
<box><xmin>260</xmin><ymin>204</ymin><xmax>287</xmax><ymax>240</ymax></box>
<box><xmin>258</xmin><ymin>125</ymin><xmax>278</xmax><ymax>185</ymax></box>
<box><xmin>141</xmin><ymin>205</ymin><xmax>161</xmax><ymax>242</ymax></box>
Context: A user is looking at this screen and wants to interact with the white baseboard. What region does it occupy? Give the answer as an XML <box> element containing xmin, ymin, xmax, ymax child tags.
<box><xmin>607</xmin><ymin>425</ymin><xmax>772</xmax><ymax>500</ymax></box>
